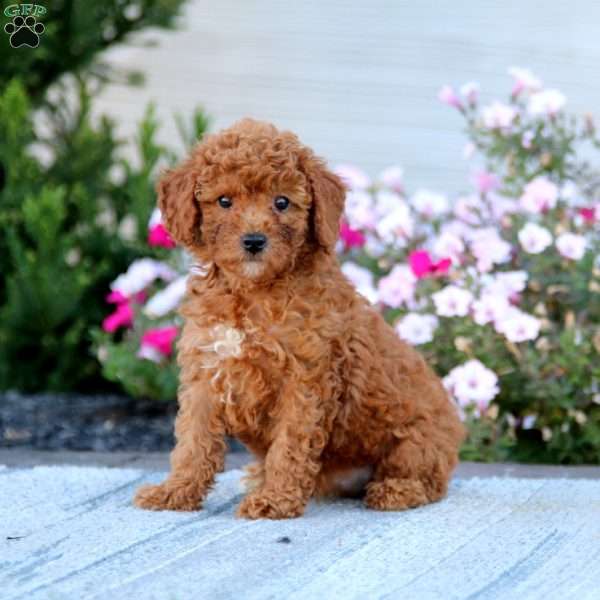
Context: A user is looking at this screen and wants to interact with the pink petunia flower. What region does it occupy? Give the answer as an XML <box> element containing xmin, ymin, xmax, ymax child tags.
<box><xmin>339</xmin><ymin>221</ymin><xmax>366</xmax><ymax>249</ymax></box>
<box><xmin>472</xmin><ymin>170</ymin><xmax>500</xmax><ymax>195</ymax></box>
<box><xmin>106</xmin><ymin>290</ymin><xmax>128</xmax><ymax>304</ymax></box>
<box><xmin>102</xmin><ymin>303</ymin><xmax>134</xmax><ymax>333</ymax></box>
<box><xmin>148</xmin><ymin>223</ymin><xmax>176</xmax><ymax>248</ymax></box>
<box><xmin>140</xmin><ymin>326</ymin><xmax>179</xmax><ymax>358</ymax></box>
<box><xmin>409</xmin><ymin>250</ymin><xmax>451</xmax><ymax>279</ymax></box>
<box><xmin>579</xmin><ymin>207</ymin><xmax>597</xmax><ymax>223</ymax></box>
<box><xmin>508</xmin><ymin>67</ymin><xmax>542</xmax><ymax>96</ymax></box>
<box><xmin>438</xmin><ymin>85</ymin><xmax>463</xmax><ymax>109</ymax></box>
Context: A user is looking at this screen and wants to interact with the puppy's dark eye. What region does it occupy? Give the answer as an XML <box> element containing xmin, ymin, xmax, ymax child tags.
<box><xmin>274</xmin><ymin>196</ymin><xmax>290</xmax><ymax>211</ymax></box>
<box><xmin>218</xmin><ymin>196</ymin><xmax>233</xmax><ymax>209</ymax></box>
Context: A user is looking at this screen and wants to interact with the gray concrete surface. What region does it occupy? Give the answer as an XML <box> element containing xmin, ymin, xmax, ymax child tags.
<box><xmin>2</xmin><ymin>448</ymin><xmax>600</xmax><ymax>479</ymax></box>
<box><xmin>1</xmin><ymin>463</ymin><xmax>599</xmax><ymax>599</ymax></box>
<box><xmin>97</xmin><ymin>0</ymin><xmax>600</xmax><ymax>192</ymax></box>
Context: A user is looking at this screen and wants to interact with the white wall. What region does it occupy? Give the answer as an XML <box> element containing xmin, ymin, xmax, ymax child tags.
<box><xmin>96</xmin><ymin>0</ymin><xmax>600</xmax><ymax>194</ymax></box>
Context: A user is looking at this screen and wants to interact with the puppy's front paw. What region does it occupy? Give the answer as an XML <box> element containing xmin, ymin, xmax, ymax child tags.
<box><xmin>134</xmin><ymin>481</ymin><xmax>203</xmax><ymax>512</ymax></box>
<box><xmin>236</xmin><ymin>491</ymin><xmax>304</xmax><ymax>520</ymax></box>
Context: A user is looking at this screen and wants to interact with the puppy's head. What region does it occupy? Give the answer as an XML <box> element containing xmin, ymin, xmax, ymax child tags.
<box><xmin>157</xmin><ymin>119</ymin><xmax>345</xmax><ymax>283</ymax></box>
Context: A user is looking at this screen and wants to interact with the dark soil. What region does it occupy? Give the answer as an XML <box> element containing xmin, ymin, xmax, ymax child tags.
<box><xmin>0</xmin><ymin>392</ymin><xmax>177</xmax><ymax>452</ymax></box>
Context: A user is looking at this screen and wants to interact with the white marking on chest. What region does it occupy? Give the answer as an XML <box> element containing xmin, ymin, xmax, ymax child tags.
<box><xmin>197</xmin><ymin>324</ymin><xmax>245</xmax><ymax>365</ymax></box>
<box><xmin>194</xmin><ymin>324</ymin><xmax>245</xmax><ymax>404</ymax></box>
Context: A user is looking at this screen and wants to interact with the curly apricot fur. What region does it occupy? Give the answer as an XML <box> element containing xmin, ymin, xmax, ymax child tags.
<box><xmin>133</xmin><ymin>119</ymin><xmax>465</xmax><ymax>519</ymax></box>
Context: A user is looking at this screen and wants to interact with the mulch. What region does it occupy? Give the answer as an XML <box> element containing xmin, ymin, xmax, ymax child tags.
<box><xmin>0</xmin><ymin>392</ymin><xmax>177</xmax><ymax>452</ymax></box>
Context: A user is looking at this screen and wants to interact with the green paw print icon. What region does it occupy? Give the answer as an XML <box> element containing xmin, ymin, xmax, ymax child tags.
<box><xmin>5</xmin><ymin>15</ymin><xmax>45</xmax><ymax>48</ymax></box>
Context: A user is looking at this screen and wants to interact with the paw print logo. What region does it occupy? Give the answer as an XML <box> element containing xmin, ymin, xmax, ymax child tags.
<box><xmin>4</xmin><ymin>15</ymin><xmax>45</xmax><ymax>48</ymax></box>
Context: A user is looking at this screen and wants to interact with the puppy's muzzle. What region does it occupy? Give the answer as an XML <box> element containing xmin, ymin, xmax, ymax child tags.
<box><xmin>242</xmin><ymin>232</ymin><xmax>268</xmax><ymax>255</ymax></box>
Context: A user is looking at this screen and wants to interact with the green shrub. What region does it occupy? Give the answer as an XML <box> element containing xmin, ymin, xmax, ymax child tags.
<box><xmin>0</xmin><ymin>0</ymin><xmax>209</xmax><ymax>393</ymax></box>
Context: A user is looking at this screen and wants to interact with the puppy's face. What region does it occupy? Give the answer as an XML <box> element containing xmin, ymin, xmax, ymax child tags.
<box><xmin>196</xmin><ymin>170</ymin><xmax>311</xmax><ymax>282</ymax></box>
<box><xmin>158</xmin><ymin>119</ymin><xmax>346</xmax><ymax>284</ymax></box>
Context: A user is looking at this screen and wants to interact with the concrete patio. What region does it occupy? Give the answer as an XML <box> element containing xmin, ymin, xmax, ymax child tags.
<box><xmin>1</xmin><ymin>452</ymin><xmax>599</xmax><ymax>599</ymax></box>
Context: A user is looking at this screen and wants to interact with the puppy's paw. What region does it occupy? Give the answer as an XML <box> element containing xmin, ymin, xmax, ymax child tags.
<box><xmin>364</xmin><ymin>478</ymin><xmax>429</xmax><ymax>511</ymax></box>
<box><xmin>134</xmin><ymin>482</ymin><xmax>202</xmax><ymax>512</ymax></box>
<box><xmin>236</xmin><ymin>491</ymin><xmax>304</xmax><ymax>520</ymax></box>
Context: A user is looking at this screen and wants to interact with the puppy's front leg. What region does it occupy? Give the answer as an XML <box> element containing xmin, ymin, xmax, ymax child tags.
<box><xmin>237</xmin><ymin>384</ymin><xmax>329</xmax><ymax>520</ymax></box>
<box><xmin>135</xmin><ymin>382</ymin><xmax>226</xmax><ymax>511</ymax></box>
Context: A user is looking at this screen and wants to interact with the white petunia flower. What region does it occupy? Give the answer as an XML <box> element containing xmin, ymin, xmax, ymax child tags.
<box><xmin>470</xmin><ymin>228</ymin><xmax>512</xmax><ymax>272</ymax></box>
<box><xmin>453</xmin><ymin>194</ymin><xmax>481</xmax><ymax>225</ymax></box>
<box><xmin>479</xmin><ymin>271</ymin><xmax>528</xmax><ymax>301</ymax></box>
<box><xmin>472</xmin><ymin>294</ymin><xmax>511</xmax><ymax>326</ymax></box>
<box><xmin>556</xmin><ymin>232</ymin><xmax>587</xmax><ymax>260</ymax></box>
<box><xmin>395</xmin><ymin>313</ymin><xmax>438</xmax><ymax>345</ymax></box>
<box><xmin>375</xmin><ymin>201</ymin><xmax>414</xmax><ymax>242</ymax></box>
<box><xmin>334</xmin><ymin>164</ymin><xmax>371</xmax><ymax>190</ymax></box>
<box><xmin>377</xmin><ymin>265</ymin><xmax>417</xmax><ymax>308</ymax></box>
<box><xmin>460</xmin><ymin>81</ymin><xmax>480</xmax><ymax>105</ymax></box>
<box><xmin>495</xmin><ymin>308</ymin><xmax>541</xmax><ymax>343</ymax></box>
<box><xmin>378</xmin><ymin>166</ymin><xmax>404</xmax><ymax>193</ymax></box>
<box><xmin>433</xmin><ymin>230</ymin><xmax>465</xmax><ymax>264</ymax></box>
<box><xmin>345</xmin><ymin>190</ymin><xmax>376</xmax><ymax>230</ymax></box>
<box><xmin>111</xmin><ymin>258</ymin><xmax>177</xmax><ymax>297</ymax></box>
<box><xmin>432</xmin><ymin>285</ymin><xmax>474</xmax><ymax>317</ymax></box>
<box><xmin>363</xmin><ymin>233</ymin><xmax>387</xmax><ymax>258</ymax></box>
<box><xmin>411</xmin><ymin>189</ymin><xmax>449</xmax><ymax>218</ymax></box>
<box><xmin>148</xmin><ymin>207</ymin><xmax>163</xmax><ymax>228</ymax></box>
<box><xmin>341</xmin><ymin>262</ymin><xmax>379</xmax><ymax>304</ymax></box>
<box><xmin>520</xmin><ymin>177</ymin><xmax>559</xmax><ymax>213</ymax></box>
<box><xmin>518</xmin><ymin>223</ymin><xmax>553</xmax><ymax>254</ymax></box>
<box><xmin>144</xmin><ymin>276</ymin><xmax>188</xmax><ymax>317</ymax></box>
<box><xmin>528</xmin><ymin>89</ymin><xmax>566</xmax><ymax>117</ymax></box>
<box><xmin>482</xmin><ymin>101</ymin><xmax>517</xmax><ymax>130</ymax></box>
<box><xmin>443</xmin><ymin>359</ymin><xmax>500</xmax><ymax>415</ymax></box>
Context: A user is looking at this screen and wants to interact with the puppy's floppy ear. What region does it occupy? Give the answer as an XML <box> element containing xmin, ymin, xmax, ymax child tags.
<box><xmin>157</xmin><ymin>161</ymin><xmax>202</xmax><ymax>247</ymax></box>
<box><xmin>303</xmin><ymin>155</ymin><xmax>347</xmax><ymax>251</ymax></box>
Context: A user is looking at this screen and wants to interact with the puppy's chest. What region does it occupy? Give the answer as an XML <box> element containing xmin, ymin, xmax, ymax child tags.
<box><xmin>190</xmin><ymin>317</ymin><xmax>289</xmax><ymax>397</ymax></box>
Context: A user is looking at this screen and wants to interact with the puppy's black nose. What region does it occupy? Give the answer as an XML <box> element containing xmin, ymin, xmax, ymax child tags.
<box><xmin>242</xmin><ymin>233</ymin><xmax>267</xmax><ymax>254</ymax></box>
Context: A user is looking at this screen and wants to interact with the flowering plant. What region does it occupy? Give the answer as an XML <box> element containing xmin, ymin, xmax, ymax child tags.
<box><xmin>97</xmin><ymin>69</ymin><xmax>600</xmax><ymax>463</ymax></box>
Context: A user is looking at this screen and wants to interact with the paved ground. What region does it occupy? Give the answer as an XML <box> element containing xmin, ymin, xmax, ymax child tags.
<box><xmin>1</xmin><ymin>453</ymin><xmax>599</xmax><ymax>599</ymax></box>
<box><xmin>2</xmin><ymin>448</ymin><xmax>600</xmax><ymax>479</ymax></box>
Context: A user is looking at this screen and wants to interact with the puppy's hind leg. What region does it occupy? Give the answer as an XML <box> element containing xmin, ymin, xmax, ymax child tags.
<box><xmin>364</xmin><ymin>421</ymin><xmax>460</xmax><ymax>511</ymax></box>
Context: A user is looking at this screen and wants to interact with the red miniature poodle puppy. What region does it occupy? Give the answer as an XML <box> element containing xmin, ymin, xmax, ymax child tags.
<box><xmin>134</xmin><ymin>119</ymin><xmax>465</xmax><ymax>519</ymax></box>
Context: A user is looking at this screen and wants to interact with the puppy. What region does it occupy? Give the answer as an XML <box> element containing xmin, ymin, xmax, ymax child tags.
<box><xmin>134</xmin><ymin>119</ymin><xmax>465</xmax><ymax>519</ymax></box>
